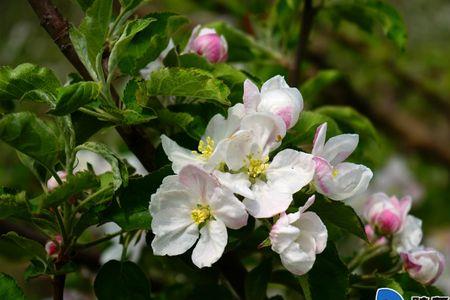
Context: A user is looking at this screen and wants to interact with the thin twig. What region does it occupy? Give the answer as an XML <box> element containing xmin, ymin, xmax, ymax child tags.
<box><xmin>290</xmin><ymin>0</ymin><xmax>315</xmax><ymax>86</ymax></box>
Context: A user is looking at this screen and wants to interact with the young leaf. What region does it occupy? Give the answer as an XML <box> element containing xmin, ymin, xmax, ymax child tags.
<box><xmin>100</xmin><ymin>165</ymin><xmax>172</xmax><ymax>231</ymax></box>
<box><xmin>35</xmin><ymin>171</ymin><xmax>99</xmax><ymax>210</ymax></box>
<box><xmin>108</xmin><ymin>18</ymin><xmax>155</xmax><ymax>75</ymax></box>
<box><xmin>145</xmin><ymin>68</ymin><xmax>230</xmax><ymax>105</ymax></box>
<box><xmin>0</xmin><ymin>189</ymin><xmax>29</xmax><ymax>219</ymax></box>
<box><xmin>75</xmin><ymin>142</ymin><xmax>128</xmax><ymax>190</ymax></box>
<box><xmin>79</xmin><ymin>0</ymin><xmax>113</xmax><ymax>66</ymax></box>
<box><xmin>0</xmin><ymin>63</ymin><xmax>60</xmax><ymax>103</ymax></box>
<box><xmin>0</xmin><ymin>273</ymin><xmax>26</xmax><ymax>300</ymax></box>
<box><xmin>0</xmin><ymin>112</ymin><xmax>61</xmax><ymax>168</ymax></box>
<box><xmin>326</xmin><ymin>0</ymin><xmax>407</xmax><ymax>50</ymax></box>
<box><xmin>307</xmin><ymin>242</ymin><xmax>349</xmax><ymax>300</ymax></box>
<box><xmin>116</xmin><ymin>13</ymin><xmax>188</xmax><ymax>75</ymax></box>
<box><xmin>245</xmin><ymin>259</ymin><xmax>272</xmax><ymax>300</ymax></box>
<box><xmin>51</xmin><ymin>81</ymin><xmax>101</xmax><ymax>115</ymax></box>
<box><xmin>70</xmin><ymin>26</ymin><xmax>98</xmax><ymax>80</ymax></box>
<box><xmin>0</xmin><ymin>232</ymin><xmax>47</xmax><ymax>261</ymax></box>
<box><xmin>94</xmin><ymin>260</ymin><xmax>151</xmax><ymax>300</ymax></box>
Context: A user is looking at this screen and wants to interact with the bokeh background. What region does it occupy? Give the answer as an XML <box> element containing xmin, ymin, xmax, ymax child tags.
<box><xmin>0</xmin><ymin>0</ymin><xmax>449</xmax><ymax>298</ymax></box>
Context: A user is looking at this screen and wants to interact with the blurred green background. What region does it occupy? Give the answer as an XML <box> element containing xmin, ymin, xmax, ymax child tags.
<box><xmin>0</xmin><ymin>0</ymin><xmax>449</xmax><ymax>298</ymax></box>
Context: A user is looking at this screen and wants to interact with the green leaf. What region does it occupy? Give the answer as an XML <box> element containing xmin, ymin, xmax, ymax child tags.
<box><xmin>108</xmin><ymin>18</ymin><xmax>155</xmax><ymax>75</ymax></box>
<box><xmin>100</xmin><ymin>165</ymin><xmax>172</xmax><ymax>230</ymax></box>
<box><xmin>51</xmin><ymin>82</ymin><xmax>101</xmax><ymax>115</ymax></box>
<box><xmin>298</xmin><ymin>275</ymin><xmax>312</xmax><ymax>300</ymax></box>
<box><xmin>75</xmin><ymin>142</ymin><xmax>128</xmax><ymax>191</ymax></box>
<box><xmin>70</xmin><ymin>26</ymin><xmax>98</xmax><ymax>80</ymax></box>
<box><xmin>307</xmin><ymin>242</ymin><xmax>349</xmax><ymax>300</ymax></box>
<box><xmin>0</xmin><ymin>63</ymin><xmax>60</xmax><ymax>103</ymax></box>
<box><xmin>394</xmin><ymin>273</ymin><xmax>445</xmax><ymax>298</ymax></box>
<box><xmin>0</xmin><ymin>232</ymin><xmax>47</xmax><ymax>261</ymax></box>
<box><xmin>117</xmin><ymin>13</ymin><xmax>188</xmax><ymax>75</ymax></box>
<box><xmin>0</xmin><ymin>273</ymin><xmax>26</xmax><ymax>300</ymax></box>
<box><xmin>245</xmin><ymin>259</ymin><xmax>272</xmax><ymax>300</ymax></box>
<box><xmin>0</xmin><ymin>189</ymin><xmax>29</xmax><ymax>219</ymax></box>
<box><xmin>302</xmin><ymin>195</ymin><xmax>367</xmax><ymax>241</ymax></box>
<box><xmin>36</xmin><ymin>171</ymin><xmax>99</xmax><ymax>210</ymax></box>
<box><xmin>156</xmin><ymin>109</ymin><xmax>203</xmax><ymax>140</ymax></box>
<box><xmin>119</xmin><ymin>0</ymin><xmax>143</xmax><ymax>11</ymax></box>
<box><xmin>0</xmin><ymin>112</ymin><xmax>61</xmax><ymax>168</ymax></box>
<box><xmin>79</xmin><ymin>0</ymin><xmax>113</xmax><ymax>66</ymax></box>
<box><xmin>315</xmin><ymin>105</ymin><xmax>382</xmax><ymax>168</ymax></box>
<box><xmin>94</xmin><ymin>260</ymin><xmax>151</xmax><ymax>300</ymax></box>
<box><xmin>76</xmin><ymin>0</ymin><xmax>95</xmax><ymax>11</ymax></box>
<box><xmin>212</xmin><ymin>63</ymin><xmax>248</xmax><ymax>104</ymax></box>
<box><xmin>300</xmin><ymin>70</ymin><xmax>342</xmax><ymax>101</ymax></box>
<box><xmin>326</xmin><ymin>0</ymin><xmax>407</xmax><ymax>50</ymax></box>
<box><xmin>284</xmin><ymin>111</ymin><xmax>341</xmax><ymax>147</ymax></box>
<box><xmin>146</xmin><ymin>68</ymin><xmax>230</xmax><ymax>105</ymax></box>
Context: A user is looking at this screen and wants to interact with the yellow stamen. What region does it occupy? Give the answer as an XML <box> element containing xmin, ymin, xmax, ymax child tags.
<box><xmin>332</xmin><ymin>168</ymin><xmax>339</xmax><ymax>177</ymax></box>
<box><xmin>247</xmin><ymin>155</ymin><xmax>270</xmax><ymax>178</ymax></box>
<box><xmin>191</xmin><ymin>205</ymin><xmax>211</xmax><ymax>225</ymax></box>
<box><xmin>194</xmin><ymin>136</ymin><xmax>215</xmax><ymax>160</ymax></box>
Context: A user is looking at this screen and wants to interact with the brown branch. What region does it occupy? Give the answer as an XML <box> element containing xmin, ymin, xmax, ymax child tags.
<box><xmin>290</xmin><ymin>0</ymin><xmax>315</xmax><ymax>87</ymax></box>
<box><xmin>27</xmin><ymin>0</ymin><xmax>157</xmax><ymax>172</ymax></box>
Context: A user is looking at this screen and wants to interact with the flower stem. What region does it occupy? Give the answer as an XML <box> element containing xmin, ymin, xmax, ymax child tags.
<box><xmin>299</xmin><ymin>275</ymin><xmax>312</xmax><ymax>300</ymax></box>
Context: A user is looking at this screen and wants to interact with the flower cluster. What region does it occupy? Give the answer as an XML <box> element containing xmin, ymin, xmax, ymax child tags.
<box><xmin>149</xmin><ymin>75</ymin><xmax>373</xmax><ymax>275</ymax></box>
<box><xmin>363</xmin><ymin>192</ymin><xmax>445</xmax><ymax>284</ymax></box>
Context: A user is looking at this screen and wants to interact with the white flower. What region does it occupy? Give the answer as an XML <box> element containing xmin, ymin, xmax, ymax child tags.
<box><xmin>312</xmin><ymin>123</ymin><xmax>373</xmax><ymax>201</ymax></box>
<box><xmin>149</xmin><ymin>165</ymin><xmax>248</xmax><ymax>268</ymax></box>
<box><xmin>161</xmin><ymin>103</ymin><xmax>245</xmax><ymax>173</ymax></box>
<box><xmin>243</xmin><ymin>76</ymin><xmax>303</xmax><ymax>129</ymax></box>
<box><xmin>401</xmin><ymin>248</ymin><xmax>445</xmax><ymax>285</ymax></box>
<box><xmin>214</xmin><ymin>113</ymin><xmax>315</xmax><ymax>218</ymax></box>
<box><xmin>47</xmin><ymin>171</ymin><xmax>67</xmax><ymax>191</ymax></box>
<box><xmin>363</xmin><ymin>193</ymin><xmax>411</xmax><ymax>235</ymax></box>
<box><xmin>394</xmin><ymin>215</ymin><xmax>423</xmax><ymax>253</ymax></box>
<box><xmin>270</xmin><ymin>196</ymin><xmax>328</xmax><ymax>275</ymax></box>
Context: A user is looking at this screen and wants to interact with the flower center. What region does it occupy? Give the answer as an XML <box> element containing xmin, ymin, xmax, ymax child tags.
<box><xmin>195</xmin><ymin>136</ymin><xmax>215</xmax><ymax>160</ymax></box>
<box><xmin>191</xmin><ymin>205</ymin><xmax>211</xmax><ymax>225</ymax></box>
<box><xmin>332</xmin><ymin>168</ymin><xmax>339</xmax><ymax>177</ymax></box>
<box><xmin>247</xmin><ymin>155</ymin><xmax>270</xmax><ymax>178</ymax></box>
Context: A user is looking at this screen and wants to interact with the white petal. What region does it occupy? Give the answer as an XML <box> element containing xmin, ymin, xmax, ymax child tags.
<box><xmin>161</xmin><ymin>135</ymin><xmax>201</xmax><ymax>173</ymax></box>
<box><xmin>209</xmin><ymin>187</ymin><xmax>248</xmax><ymax>229</ymax></box>
<box><xmin>149</xmin><ymin>189</ymin><xmax>195</xmax><ymax>221</ymax></box>
<box><xmin>267</xmin><ymin>149</ymin><xmax>315</xmax><ymax>194</ymax></box>
<box><xmin>243</xmin><ymin>79</ymin><xmax>261</xmax><ymax>112</ymax></box>
<box><xmin>270</xmin><ymin>213</ymin><xmax>301</xmax><ymax>254</ymax></box>
<box><xmin>151</xmin><ymin>223</ymin><xmax>199</xmax><ymax>256</ymax></box>
<box><xmin>314</xmin><ymin>159</ymin><xmax>373</xmax><ymax>201</ymax></box>
<box><xmin>157</xmin><ymin>175</ymin><xmax>185</xmax><ymax>193</ymax></box>
<box><xmin>191</xmin><ymin>220</ymin><xmax>227</xmax><ymax>268</ymax></box>
<box><xmin>213</xmin><ymin>170</ymin><xmax>254</xmax><ymax>199</ymax></box>
<box><xmin>294</xmin><ymin>212</ymin><xmax>328</xmax><ymax>254</ymax></box>
<box><xmin>243</xmin><ymin>181</ymin><xmax>293</xmax><ymax>218</ymax></box>
<box><xmin>279</xmin><ymin>233</ymin><xmax>317</xmax><ymax>275</ymax></box>
<box><xmin>322</xmin><ymin>134</ymin><xmax>359</xmax><ymax>165</ymax></box>
<box><xmin>204</xmin><ymin>103</ymin><xmax>245</xmax><ymax>142</ymax></box>
<box><xmin>312</xmin><ymin>123</ymin><xmax>327</xmax><ymax>156</ymax></box>
<box><xmin>179</xmin><ymin>165</ymin><xmax>219</xmax><ymax>202</ymax></box>
<box><xmin>261</xmin><ymin>75</ymin><xmax>290</xmax><ymax>92</ymax></box>
<box><xmin>223</xmin><ymin>130</ymin><xmax>254</xmax><ymax>171</ymax></box>
<box><xmin>395</xmin><ymin>215</ymin><xmax>423</xmax><ymax>252</ymax></box>
<box><xmin>240</xmin><ymin>112</ymin><xmax>286</xmax><ymax>155</ymax></box>
<box><xmin>184</xmin><ymin>25</ymin><xmax>201</xmax><ymax>53</ymax></box>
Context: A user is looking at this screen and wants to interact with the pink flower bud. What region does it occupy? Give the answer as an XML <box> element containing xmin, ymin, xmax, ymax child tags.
<box><xmin>401</xmin><ymin>248</ymin><xmax>445</xmax><ymax>285</ymax></box>
<box><xmin>45</xmin><ymin>235</ymin><xmax>63</xmax><ymax>257</ymax></box>
<box><xmin>186</xmin><ymin>26</ymin><xmax>228</xmax><ymax>63</ymax></box>
<box><xmin>47</xmin><ymin>171</ymin><xmax>68</xmax><ymax>191</ymax></box>
<box><xmin>363</xmin><ymin>193</ymin><xmax>411</xmax><ymax>235</ymax></box>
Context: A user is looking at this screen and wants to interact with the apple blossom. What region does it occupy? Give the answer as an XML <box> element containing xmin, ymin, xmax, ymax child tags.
<box><xmin>243</xmin><ymin>76</ymin><xmax>303</xmax><ymax>129</ymax></box>
<box><xmin>363</xmin><ymin>193</ymin><xmax>411</xmax><ymax>235</ymax></box>
<box><xmin>47</xmin><ymin>171</ymin><xmax>67</xmax><ymax>191</ymax></box>
<box><xmin>149</xmin><ymin>165</ymin><xmax>248</xmax><ymax>268</ymax></box>
<box><xmin>395</xmin><ymin>215</ymin><xmax>423</xmax><ymax>253</ymax></box>
<box><xmin>161</xmin><ymin>103</ymin><xmax>245</xmax><ymax>173</ymax></box>
<box><xmin>401</xmin><ymin>248</ymin><xmax>445</xmax><ymax>285</ymax></box>
<box><xmin>312</xmin><ymin>123</ymin><xmax>373</xmax><ymax>201</ymax></box>
<box><xmin>214</xmin><ymin>113</ymin><xmax>315</xmax><ymax>218</ymax></box>
<box><xmin>185</xmin><ymin>25</ymin><xmax>228</xmax><ymax>63</ymax></box>
<box><xmin>270</xmin><ymin>196</ymin><xmax>328</xmax><ymax>275</ymax></box>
